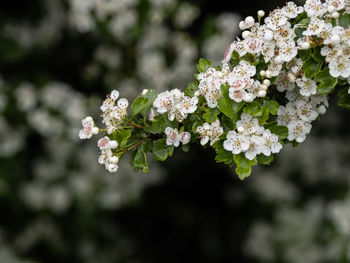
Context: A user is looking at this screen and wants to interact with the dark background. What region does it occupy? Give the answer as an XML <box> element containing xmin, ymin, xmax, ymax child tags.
<box><xmin>0</xmin><ymin>1</ymin><xmax>350</xmax><ymax>263</ymax></box>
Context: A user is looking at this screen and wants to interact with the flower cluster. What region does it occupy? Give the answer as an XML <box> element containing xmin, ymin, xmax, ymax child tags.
<box><xmin>165</xmin><ymin>127</ymin><xmax>191</xmax><ymax>147</ymax></box>
<box><xmin>153</xmin><ymin>89</ymin><xmax>198</xmax><ymax>122</ymax></box>
<box><xmin>97</xmin><ymin>137</ymin><xmax>119</xmax><ymax>173</ymax></box>
<box><xmin>80</xmin><ymin>1</ymin><xmax>350</xmax><ymax>179</ymax></box>
<box><xmin>196</xmin><ymin>120</ymin><xmax>224</xmax><ymax>146</ymax></box>
<box><xmin>224</xmin><ymin>113</ymin><xmax>282</xmax><ymax>160</ymax></box>
<box><xmin>79</xmin><ymin>116</ymin><xmax>99</xmax><ymax>139</ymax></box>
<box><xmin>100</xmin><ymin>90</ymin><xmax>129</xmax><ymax>134</ymax></box>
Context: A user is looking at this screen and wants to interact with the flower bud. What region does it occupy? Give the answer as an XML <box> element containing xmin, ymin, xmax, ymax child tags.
<box><xmin>244</xmin><ymin>16</ymin><xmax>255</xmax><ymax>28</ymax></box>
<box><xmin>92</xmin><ymin>127</ymin><xmax>99</xmax><ymax>135</ymax></box>
<box><xmin>258</xmin><ymin>10</ymin><xmax>265</xmax><ymax>17</ymax></box>
<box><xmin>239</xmin><ymin>21</ymin><xmax>246</xmax><ymax>30</ymax></box>
<box><xmin>265</xmin><ymin>70</ymin><xmax>272</xmax><ymax>78</ymax></box>
<box><xmin>332</xmin><ymin>12</ymin><xmax>339</xmax><ymax>19</ymax></box>
<box><xmin>287</xmin><ymin>73</ymin><xmax>296</xmax><ymax>83</ymax></box>
<box><xmin>300</xmin><ymin>42</ymin><xmax>310</xmax><ymax>50</ymax></box>
<box><xmin>263</xmin><ymin>30</ymin><xmax>274</xmax><ymax>41</ymax></box>
<box><xmin>263</xmin><ymin>79</ymin><xmax>271</xmax><ymax>86</ymax></box>
<box><xmin>109</xmin><ymin>140</ymin><xmax>118</xmax><ymax>149</ymax></box>
<box><xmin>261</xmin><ymin>84</ymin><xmax>268</xmax><ymax>91</ymax></box>
<box><xmin>258</xmin><ymin>90</ymin><xmax>267</xmax><ymax>97</ymax></box>
<box><xmin>242</xmin><ymin>31</ymin><xmax>251</xmax><ymax>39</ymax></box>
<box><xmin>260</xmin><ymin>70</ymin><xmax>266</xmax><ymax>77</ymax></box>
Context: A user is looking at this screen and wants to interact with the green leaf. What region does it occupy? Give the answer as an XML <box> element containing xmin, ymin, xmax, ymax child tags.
<box><xmin>243</xmin><ymin>101</ymin><xmax>261</xmax><ymax>116</ymax></box>
<box><xmin>131</xmin><ymin>96</ymin><xmax>148</xmax><ymax>116</ymax></box>
<box><xmin>315</xmin><ymin>68</ymin><xmax>338</xmax><ymax>95</ymax></box>
<box><xmin>114</xmin><ymin>129</ymin><xmax>132</xmax><ymax>147</ymax></box>
<box><xmin>152</xmin><ymin>138</ymin><xmax>174</xmax><ymax>162</ymax></box>
<box><xmin>299</xmin><ymin>49</ymin><xmax>311</xmax><ymax>62</ymax></box>
<box><xmin>203</xmin><ymin>108</ymin><xmax>221</xmax><ymax>123</ymax></box>
<box><xmin>181</xmin><ymin>144</ymin><xmax>190</xmax><ymax>153</ymax></box>
<box><xmin>213</xmin><ymin>140</ymin><xmax>234</xmax><ymax>166</ymax></box>
<box><xmin>131</xmin><ymin>90</ymin><xmax>157</xmax><ymax>117</ymax></box>
<box><xmin>264</xmin><ymin>100</ymin><xmax>279</xmax><ymax>115</ymax></box>
<box><xmin>302</xmin><ymin>57</ymin><xmax>322</xmax><ymax>78</ymax></box>
<box><xmin>257</xmin><ymin>154</ymin><xmax>274</xmax><ymax>166</ymax></box>
<box><xmin>266</xmin><ymin>125</ymin><xmax>288</xmax><ymax>140</ymax></box>
<box><xmin>197</xmin><ymin>58</ymin><xmax>213</xmax><ymax>73</ymax></box>
<box><xmin>317</xmin><ymin>79</ymin><xmax>338</xmax><ymax>95</ymax></box>
<box><xmin>144</xmin><ymin>122</ymin><xmax>162</xmax><ymax>134</ymax></box>
<box><xmin>312</xmin><ymin>47</ymin><xmax>325</xmax><ymax>63</ymax></box>
<box><xmin>217</xmin><ymin>84</ymin><xmax>245</xmax><ymax>120</ymax></box>
<box><xmin>233</xmin><ymin>153</ymin><xmax>256</xmax><ymax>180</ymax></box>
<box><xmin>339</xmin><ymin>13</ymin><xmax>350</xmax><ymax>28</ymax></box>
<box><xmin>185</xmin><ymin>81</ymin><xmax>199</xmax><ymax>97</ymax></box>
<box><xmin>338</xmin><ymin>88</ymin><xmax>350</xmax><ymax>110</ymax></box>
<box><xmin>132</xmin><ymin>143</ymin><xmax>149</xmax><ymax>173</ymax></box>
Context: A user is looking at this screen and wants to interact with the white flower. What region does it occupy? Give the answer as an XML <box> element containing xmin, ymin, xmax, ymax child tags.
<box><xmin>277</xmin><ymin>105</ymin><xmax>297</xmax><ymax>126</ymax></box>
<box><xmin>232</xmin><ymin>60</ymin><xmax>256</xmax><ymax>77</ymax></box>
<box><xmin>283</xmin><ymin>2</ymin><xmax>304</xmax><ymax>18</ymax></box>
<box><xmin>179</xmin><ymin>132</ymin><xmax>191</xmax><ymax>144</ymax></box>
<box><xmin>245</xmin><ymin>135</ymin><xmax>264</xmax><ymax>160</ymax></box>
<box><xmin>224</xmin><ymin>131</ymin><xmax>250</xmax><ymax>154</ymax></box>
<box><xmin>329</xmin><ymin>57</ymin><xmax>350</xmax><ymax>78</ymax></box>
<box><xmin>325</xmin><ymin>0</ymin><xmax>345</xmax><ymax>11</ymax></box>
<box><xmin>303</xmin><ymin>18</ymin><xmax>327</xmax><ymax>36</ymax></box>
<box><xmin>197</xmin><ymin>120</ymin><xmax>224</xmax><ymax>146</ymax></box>
<box><xmin>287</xmin><ymin>120</ymin><xmax>312</xmax><ymax>143</ymax></box>
<box><xmin>79</xmin><ymin>116</ymin><xmax>98</xmax><ymax>139</ymax></box>
<box><xmin>236</xmin><ymin>113</ymin><xmax>260</xmax><ymax>135</ymax></box>
<box><xmin>276</xmin><ymin>72</ymin><xmax>296</xmax><ymax>92</ymax></box>
<box><xmin>243</xmin><ymin>37</ymin><xmax>263</xmax><ymax>54</ymax></box>
<box><xmin>295</xmin><ymin>100</ymin><xmax>318</xmax><ymax>122</ymax></box>
<box><xmin>261</xmin><ymin>129</ymin><xmax>283</xmax><ymax>156</ymax></box>
<box><xmin>278</xmin><ymin>40</ymin><xmax>298</xmax><ymax>62</ymax></box>
<box><xmin>153</xmin><ymin>89</ymin><xmax>198</xmax><ymax>122</ymax></box>
<box><xmin>264</xmin><ymin>9</ymin><xmax>288</xmax><ymax>31</ymax></box>
<box><xmin>98</xmin><ymin>136</ymin><xmax>111</xmax><ymax>150</ymax></box>
<box><xmin>296</xmin><ymin>75</ymin><xmax>317</xmax><ymax>97</ymax></box>
<box><xmin>165</xmin><ymin>127</ymin><xmax>180</xmax><ymax>147</ymax></box>
<box><xmin>304</xmin><ymin>0</ymin><xmax>327</xmax><ymax>17</ymax></box>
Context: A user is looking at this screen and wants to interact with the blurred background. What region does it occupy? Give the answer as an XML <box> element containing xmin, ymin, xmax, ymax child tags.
<box><xmin>0</xmin><ymin>0</ymin><xmax>350</xmax><ymax>262</ymax></box>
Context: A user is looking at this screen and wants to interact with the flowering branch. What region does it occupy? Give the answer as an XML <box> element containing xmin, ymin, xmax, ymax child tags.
<box><xmin>79</xmin><ymin>0</ymin><xmax>350</xmax><ymax>180</ymax></box>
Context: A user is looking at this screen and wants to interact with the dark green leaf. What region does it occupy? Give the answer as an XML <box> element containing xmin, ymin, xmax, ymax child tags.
<box><xmin>302</xmin><ymin>57</ymin><xmax>323</xmax><ymax>78</ymax></box>
<box><xmin>257</xmin><ymin>154</ymin><xmax>274</xmax><ymax>165</ymax></box>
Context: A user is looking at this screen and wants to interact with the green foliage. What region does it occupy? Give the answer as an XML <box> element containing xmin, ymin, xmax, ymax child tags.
<box><xmin>131</xmin><ymin>90</ymin><xmax>157</xmax><ymax>117</ymax></box>
<box><xmin>339</xmin><ymin>13</ymin><xmax>350</xmax><ymax>28</ymax></box>
<box><xmin>131</xmin><ymin>141</ymin><xmax>151</xmax><ymax>173</ymax></box>
<box><xmin>233</xmin><ymin>154</ymin><xmax>257</xmax><ymax>180</ymax></box>
<box><xmin>203</xmin><ymin>108</ymin><xmax>221</xmax><ymax>123</ymax></box>
<box><xmin>302</xmin><ymin>57</ymin><xmax>323</xmax><ymax>78</ymax></box>
<box><xmin>315</xmin><ymin>68</ymin><xmax>338</xmax><ymax>95</ymax></box>
<box><xmin>257</xmin><ymin>154</ymin><xmax>274</xmax><ymax>166</ymax></box>
<box><xmin>185</xmin><ymin>81</ymin><xmax>199</xmax><ymax>97</ymax></box>
<box><xmin>338</xmin><ymin>88</ymin><xmax>350</xmax><ymax>110</ymax></box>
<box><xmin>217</xmin><ymin>84</ymin><xmax>244</xmax><ymax>120</ymax></box>
<box><xmin>152</xmin><ymin>138</ymin><xmax>174</xmax><ymax>161</ymax></box>
<box><xmin>265</xmin><ymin>123</ymin><xmax>288</xmax><ymax>140</ymax></box>
<box><xmin>114</xmin><ymin>129</ymin><xmax>132</xmax><ymax>148</ymax></box>
<box><xmin>214</xmin><ymin>140</ymin><xmax>235</xmax><ymax>167</ymax></box>
<box><xmin>197</xmin><ymin>58</ymin><xmax>213</xmax><ymax>73</ymax></box>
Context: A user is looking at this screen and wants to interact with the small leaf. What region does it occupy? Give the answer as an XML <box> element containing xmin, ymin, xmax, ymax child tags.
<box><xmin>144</xmin><ymin>122</ymin><xmax>162</xmax><ymax>134</ymax></box>
<box><xmin>131</xmin><ymin>97</ymin><xmax>148</xmax><ymax>116</ymax></box>
<box><xmin>338</xmin><ymin>88</ymin><xmax>350</xmax><ymax>110</ymax></box>
<box><xmin>266</xmin><ymin>125</ymin><xmax>288</xmax><ymax>140</ymax></box>
<box><xmin>217</xmin><ymin>84</ymin><xmax>245</xmax><ymax>120</ymax></box>
<box><xmin>133</xmin><ymin>143</ymin><xmax>149</xmax><ymax>173</ymax></box>
<box><xmin>152</xmin><ymin>138</ymin><xmax>174</xmax><ymax>162</ymax></box>
<box><xmin>257</xmin><ymin>154</ymin><xmax>274</xmax><ymax>166</ymax></box>
<box><xmin>233</xmin><ymin>153</ymin><xmax>256</xmax><ymax>180</ymax></box>
<box><xmin>114</xmin><ymin>129</ymin><xmax>132</xmax><ymax>147</ymax></box>
<box><xmin>197</xmin><ymin>58</ymin><xmax>213</xmax><ymax>73</ymax></box>
<box><xmin>302</xmin><ymin>57</ymin><xmax>322</xmax><ymax>78</ymax></box>
<box><xmin>264</xmin><ymin>100</ymin><xmax>279</xmax><ymax>115</ymax></box>
<box><xmin>203</xmin><ymin>108</ymin><xmax>221</xmax><ymax>123</ymax></box>
<box><xmin>185</xmin><ymin>81</ymin><xmax>199</xmax><ymax>97</ymax></box>
<box><xmin>339</xmin><ymin>13</ymin><xmax>350</xmax><ymax>28</ymax></box>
